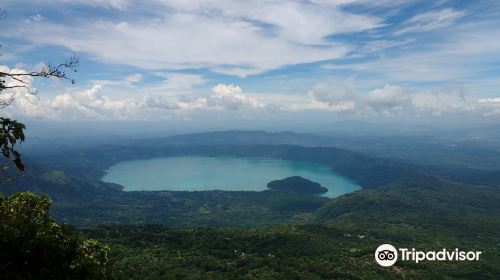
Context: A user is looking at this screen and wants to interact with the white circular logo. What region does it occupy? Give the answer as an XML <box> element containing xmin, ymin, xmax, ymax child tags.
<box><xmin>375</xmin><ymin>244</ymin><xmax>398</xmax><ymax>267</ymax></box>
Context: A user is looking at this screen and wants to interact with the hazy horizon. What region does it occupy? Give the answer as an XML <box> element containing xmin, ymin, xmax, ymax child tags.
<box><xmin>18</xmin><ymin>118</ymin><xmax>500</xmax><ymax>140</ymax></box>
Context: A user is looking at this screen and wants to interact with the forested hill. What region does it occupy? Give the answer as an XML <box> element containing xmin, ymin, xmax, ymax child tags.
<box><xmin>3</xmin><ymin>161</ymin><xmax>122</xmax><ymax>201</ymax></box>
<box><xmin>134</xmin><ymin>130</ymin><xmax>339</xmax><ymax>147</ymax></box>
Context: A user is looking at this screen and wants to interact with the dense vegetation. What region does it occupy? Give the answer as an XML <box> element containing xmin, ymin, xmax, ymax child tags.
<box><xmin>53</xmin><ymin>190</ymin><xmax>328</xmax><ymax>228</ymax></box>
<box><xmin>84</xmin><ymin>225</ymin><xmax>393</xmax><ymax>280</ymax></box>
<box><xmin>81</xmin><ymin>178</ymin><xmax>500</xmax><ymax>279</ymax></box>
<box><xmin>79</xmin><ymin>173</ymin><xmax>500</xmax><ymax>279</ymax></box>
<box><xmin>0</xmin><ymin>192</ymin><xmax>111</xmax><ymax>280</ymax></box>
<box><xmin>83</xmin><ymin>222</ymin><xmax>498</xmax><ymax>280</ymax></box>
<box><xmin>267</xmin><ymin>176</ymin><xmax>327</xmax><ymax>195</ymax></box>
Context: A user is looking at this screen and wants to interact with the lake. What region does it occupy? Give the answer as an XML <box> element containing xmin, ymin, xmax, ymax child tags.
<box><xmin>101</xmin><ymin>156</ymin><xmax>360</xmax><ymax>197</ymax></box>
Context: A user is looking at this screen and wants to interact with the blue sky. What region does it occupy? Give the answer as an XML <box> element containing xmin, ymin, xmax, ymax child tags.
<box><xmin>1</xmin><ymin>0</ymin><xmax>500</xmax><ymax>124</ymax></box>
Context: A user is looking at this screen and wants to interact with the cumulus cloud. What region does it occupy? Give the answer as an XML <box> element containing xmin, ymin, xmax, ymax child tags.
<box><xmin>0</xmin><ymin>65</ymin><xmax>34</xmax><ymax>109</ymax></box>
<box><xmin>306</xmin><ymin>80</ymin><xmax>500</xmax><ymax>117</ymax></box>
<box><xmin>410</xmin><ymin>88</ymin><xmax>471</xmax><ymax>114</ymax></box>
<box><xmin>361</xmin><ymin>85</ymin><xmax>412</xmax><ymax>113</ymax></box>
<box><xmin>4</xmin><ymin>63</ymin><xmax>500</xmax><ymax>120</ymax></box>
<box><xmin>478</xmin><ymin>98</ymin><xmax>500</xmax><ymax>104</ymax></box>
<box><xmin>1</xmin><ymin>65</ymin><xmax>145</xmax><ymax>120</ymax></box>
<box><xmin>4</xmin><ymin>76</ymin><xmax>277</xmax><ymax>120</ymax></box>
<box><xmin>8</xmin><ymin>84</ymin><xmax>144</xmax><ymax>120</ymax></box>
<box><xmin>210</xmin><ymin>84</ymin><xmax>262</xmax><ymax>109</ymax></box>
<box><xmin>177</xmin><ymin>84</ymin><xmax>272</xmax><ymax>112</ymax></box>
<box><xmin>306</xmin><ymin>79</ymin><xmax>357</xmax><ymax>111</ymax></box>
<box><xmin>307</xmin><ymin>82</ymin><xmax>411</xmax><ymax>114</ymax></box>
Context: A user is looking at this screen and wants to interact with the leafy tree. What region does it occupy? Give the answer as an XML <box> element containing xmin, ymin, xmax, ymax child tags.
<box><xmin>0</xmin><ymin>192</ymin><xmax>111</xmax><ymax>279</ymax></box>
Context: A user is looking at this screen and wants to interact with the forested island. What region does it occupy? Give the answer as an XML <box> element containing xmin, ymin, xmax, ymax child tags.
<box><xmin>267</xmin><ymin>176</ymin><xmax>328</xmax><ymax>195</ymax></box>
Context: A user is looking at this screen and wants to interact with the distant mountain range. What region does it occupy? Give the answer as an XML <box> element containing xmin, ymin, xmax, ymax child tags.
<box><xmin>134</xmin><ymin>130</ymin><xmax>339</xmax><ymax>147</ymax></box>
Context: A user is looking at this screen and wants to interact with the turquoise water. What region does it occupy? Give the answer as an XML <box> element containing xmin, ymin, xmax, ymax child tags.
<box><xmin>101</xmin><ymin>156</ymin><xmax>360</xmax><ymax>198</ymax></box>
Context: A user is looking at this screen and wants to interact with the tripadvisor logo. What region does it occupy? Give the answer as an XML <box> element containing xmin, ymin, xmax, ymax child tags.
<box><xmin>375</xmin><ymin>244</ymin><xmax>482</xmax><ymax>267</ymax></box>
<box><xmin>375</xmin><ymin>244</ymin><xmax>398</xmax><ymax>267</ymax></box>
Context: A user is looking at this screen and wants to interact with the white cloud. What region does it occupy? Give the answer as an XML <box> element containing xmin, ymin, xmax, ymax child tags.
<box><xmin>307</xmin><ymin>82</ymin><xmax>411</xmax><ymax>114</ymax></box>
<box><xmin>92</xmin><ymin>73</ymin><xmax>143</xmax><ymax>86</ymax></box>
<box><xmin>362</xmin><ymin>85</ymin><xmax>411</xmax><ymax>112</ymax></box>
<box><xmin>5</xmin><ymin>72</ymin><xmax>500</xmax><ymax>120</ymax></box>
<box><xmin>153</xmin><ymin>73</ymin><xmax>206</xmax><ymax>91</ymax></box>
<box><xmin>307</xmin><ymin>79</ymin><xmax>357</xmax><ymax>109</ymax></box>
<box><xmin>124</xmin><ymin>73</ymin><xmax>142</xmax><ymax>83</ymax></box>
<box><xmin>177</xmin><ymin>84</ymin><xmax>270</xmax><ymax>112</ymax></box>
<box><xmin>305</xmin><ymin>80</ymin><xmax>500</xmax><ymax>117</ymax></box>
<box><xmin>152</xmin><ymin>0</ymin><xmax>383</xmax><ymax>44</ymax></box>
<box><xmin>51</xmin><ymin>0</ymin><xmax>131</xmax><ymax>11</ymax></box>
<box><xmin>361</xmin><ymin>39</ymin><xmax>416</xmax><ymax>53</ymax></box>
<box><xmin>3</xmin><ymin>76</ymin><xmax>277</xmax><ymax>120</ymax></box>
<box><xmin>143</xmin><ymin>95</ymin><xmax>179</xmax><ymax>110</ymax></box>
<box><xmin>478</xmin><ymin>98</ymin><xmax>500</xmax><ymax>104</ymax></box>
<box><xmin>31</xmin><ymin>14</ymin><xmax>45</xmax><ymax>22</ymax></box>
<box><xmin>0</xmin><ymin>65</ymin><xmax>34</xmax><ymax>109</ymax></box>
<box><xmin>9</xmin><ymin>84</ymin><xmax>144</xmax><ymax>120</ymax></box>
<box><xmin>396</xmin><ymin>8</ymin><xmax>466</xmax><ymax>35</ymax></box>
<box><xmin>5</xmin><ymin>0</ymin><xmax>382</xmax><ymax>77</ymax></box>
<box><xmin>321</xmin><ymin>20</ymin><xmax>500</xmax><ymax>86</ymax></box>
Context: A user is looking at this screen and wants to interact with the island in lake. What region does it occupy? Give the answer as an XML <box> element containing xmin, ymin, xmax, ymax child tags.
<box><xmin>267</xmin><ymin>176</ymin><xmax>328</xmax><ymax>195</ymax></box>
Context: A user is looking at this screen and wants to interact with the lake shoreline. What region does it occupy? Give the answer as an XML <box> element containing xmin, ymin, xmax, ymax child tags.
<box><xmin>101</xmin><ymin>156</ymin><xmax>360</xmax><ymax>198</ymax></box>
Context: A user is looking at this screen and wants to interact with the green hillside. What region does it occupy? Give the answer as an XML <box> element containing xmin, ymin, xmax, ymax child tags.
<box><xmin>82</xmin><ymin>178</ymin><xmax>500</xmax><ymax>279</ymax></box>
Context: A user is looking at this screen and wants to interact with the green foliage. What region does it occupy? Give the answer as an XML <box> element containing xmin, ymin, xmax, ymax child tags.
<box><xmin>84</xmin><ymin>225</ymin><xmax>392</xmax><ymax>280</ymax></box>
<box><xmin>314</xmin><ymin>178</ymin><xmax>500</xmax><ymax>235</ymax></box>
<box><xmin>83</xmin><ymin>222</ymin><xmax>500</xmax><ymax>280</ymax></box>
<box><xmin>0</xmin><ymin>118</ymin><xmax>26</xmax><ymax>171</ymax></box>
<box><xmin>74</xmin><ymin>177</ymin><xmax>499</xmax><ymax>279</ymax></box>
<box><xmin>0</xmin><ymin>192</ymin><xmax>111</xmax><ymax>280</ymax></box>
<box><xmin>52</xmin><ymin>190</ymin><xmax>328</xmax><ymax>228</ymax></box>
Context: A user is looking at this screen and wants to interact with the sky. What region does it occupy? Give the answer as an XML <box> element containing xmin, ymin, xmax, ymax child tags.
<box><xmin>1</xmin><ymin>0</ymin><xmax>500</xmax><ymax>130</ymax></box>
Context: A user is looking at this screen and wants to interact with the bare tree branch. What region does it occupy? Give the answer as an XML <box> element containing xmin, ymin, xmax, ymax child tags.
<box><xmin>0</xmin><ymin>46</ymin><xmax>79</xmax><ymax>171</ymax></box>
<box><xmin>0</xmin><ymin>56</ymin><xmax>79</xmax><ymax>85</ymax></box>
